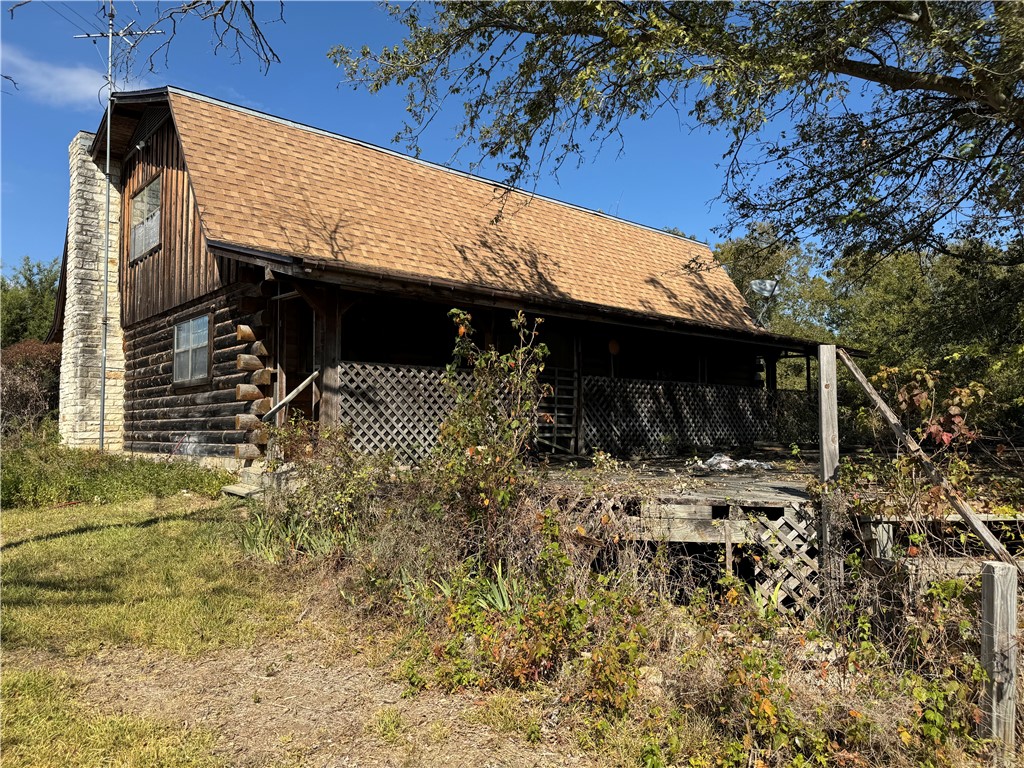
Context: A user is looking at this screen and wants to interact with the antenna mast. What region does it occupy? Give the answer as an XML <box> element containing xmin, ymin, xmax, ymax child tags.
<box><xmin>74</xmin><ymin>2</ymin><xmax>161</xmax><ymax>451</ymax></box>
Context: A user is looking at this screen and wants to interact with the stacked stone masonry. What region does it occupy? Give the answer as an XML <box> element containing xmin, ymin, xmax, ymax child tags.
<box><xmin>59</xmin><ymin>131</ymin><xmax>126</xmax><ymax>450</ymax></box>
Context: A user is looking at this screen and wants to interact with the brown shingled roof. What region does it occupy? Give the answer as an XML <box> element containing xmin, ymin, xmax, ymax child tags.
<box><xmin>165</xmin><ymin>89</ymin><xmax>759</xmax><ymax>335</ymax></box>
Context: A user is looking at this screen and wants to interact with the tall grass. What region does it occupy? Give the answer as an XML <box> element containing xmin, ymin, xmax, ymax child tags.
<box><xmin>1</xmin><ymin>434</ymin><xmax>232</xmax><ymax>508</ymax></box>
<box><xmin>1</xmin><ymin>496</ymin><xmax>295</xmax><ymax>656</ymax></box>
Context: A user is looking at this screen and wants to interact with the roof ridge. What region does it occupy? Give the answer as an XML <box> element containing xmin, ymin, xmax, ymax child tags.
<box><xmin>153</xmin><ymin>85</ymin><xmax>710</xmax><ymax>249</ymax></box>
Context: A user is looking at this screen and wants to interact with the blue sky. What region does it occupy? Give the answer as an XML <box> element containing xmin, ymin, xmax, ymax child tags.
<box><xmin>2</xmin><ymin>1</ymin><xmax>734</xmax><ymax>276</ymax></box>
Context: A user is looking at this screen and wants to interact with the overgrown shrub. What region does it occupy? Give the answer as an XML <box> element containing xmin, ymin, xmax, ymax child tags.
<box><xmin>243</xmin><ymin>310</ymin><xmax>1004</xmax><ymax>766</ymax></box>
<box><xmin>0</xmin><ymin>340</ymin><xmax>61</xmax><ymax>436</ymax></box>
<box><xmin>245</xmin><ymin>420</ymin><xmax>393</xmax><ymax>563</ymax></box>
<box><xmin>0</xmin><ymin>436</ymin><xmax>232</xmax><ymax>508</ymax></box>
<box><xmin>426</xmin><ymin>309</ymin><xmax>550</xmax><ymax>565</ymax></box>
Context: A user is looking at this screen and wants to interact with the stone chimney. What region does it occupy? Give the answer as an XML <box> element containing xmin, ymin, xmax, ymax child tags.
<box><xmin>58</xmin><ymin>131</ymin><xmax>125</xmax><ymax>450</ymax></box>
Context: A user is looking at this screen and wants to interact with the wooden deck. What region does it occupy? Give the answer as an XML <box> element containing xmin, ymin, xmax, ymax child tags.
<box><xmin>638</xmin><ymin>472</ymin><xmax>812</xmax><ymax>544</ymax></box>
<box><xmin>546</xmin><ymin>459</ymin><xmax>821</xmax><ymax>611</ymax></box>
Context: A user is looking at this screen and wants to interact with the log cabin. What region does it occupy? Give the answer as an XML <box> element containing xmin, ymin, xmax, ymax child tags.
<box><xmin>50</xmin><ymin>86</ymin><xmax>817</xmax><ymax>465</ymax></box>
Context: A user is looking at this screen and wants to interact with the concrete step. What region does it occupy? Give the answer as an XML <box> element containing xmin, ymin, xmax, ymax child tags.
<box><xmin>221</xmin><ymin>483</ymin><xmax>264</xmax><ymax>499</ymax></box>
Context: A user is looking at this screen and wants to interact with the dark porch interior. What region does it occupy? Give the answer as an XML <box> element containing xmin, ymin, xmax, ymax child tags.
<box><xmin>264</xmin><ymin>281</ymin><xmax>816</xmax><ymax>457</ymax></box>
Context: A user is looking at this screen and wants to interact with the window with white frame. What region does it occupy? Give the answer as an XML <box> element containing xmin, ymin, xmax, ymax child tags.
<box><xmin>130</xmin><ymin>177</ymin><xmax>161</xmax><ymax>261</ymax></box>
<box><xmin>173</xmin><ymin>315</ymin><xmax>210</xmax><ymax>384</ymax></box>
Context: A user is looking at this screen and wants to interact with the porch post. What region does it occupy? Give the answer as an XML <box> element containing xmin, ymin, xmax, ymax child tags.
<box><xmin>320</xmin><ymin>302</ymin><xmax>343</xmax><ymax>426</ymax></box>
<box><xmin>572</xmin><ymin>335</ymin><xmax>583</xmax><ymax>454</ymax></box>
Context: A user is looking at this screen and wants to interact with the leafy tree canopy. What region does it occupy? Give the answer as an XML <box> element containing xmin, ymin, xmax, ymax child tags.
<box><xmin>715</xmin><ymin>227</ymin><xmax>1024</xmax><ymax>422</ymax></box>
<box><xmin>712</xmin><ymin>223</ymin><xmax>834</xmax><ymax>340</ymax></box>
<box><xmin>835</xmin><ymin>248</ymin><xmax>1024</xmax><ymax>410</ymax></box>
<box><xmin>335</xmin><ymin>1</ymin><xmax>1024</xmax><ymax>268</ymax></box>
<box><xmin>1</xmin><ymin>257</ymin><xmax>59</xmax><ymax>349</ymax></box>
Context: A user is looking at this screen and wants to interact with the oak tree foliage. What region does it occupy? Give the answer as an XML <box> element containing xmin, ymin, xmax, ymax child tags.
<box><xmin>333</xmin><ymin>2</ymin><xmax>1024</xmax><ymax>268</ymax></box>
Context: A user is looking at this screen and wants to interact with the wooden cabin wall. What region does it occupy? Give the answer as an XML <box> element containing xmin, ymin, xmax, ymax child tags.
<box><xmin>123</xmin><ymin>278</ymin><xmax>273</xmax><ymax>460</ymax></box>
<box><xmin>574</xmin><ymin>323</ymin><xmax>762</xmax><ymax>387</ymax></box>
<box><xmin>119</xmin><ymin>118</ymin><xmax>238</xmax><ymax>326</ymax></box>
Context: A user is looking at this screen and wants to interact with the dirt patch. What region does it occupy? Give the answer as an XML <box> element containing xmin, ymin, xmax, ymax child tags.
<box><xmin>7</xmin><ymin>639</ymin><xmax>596</xmax><ymax>768</ymax></box>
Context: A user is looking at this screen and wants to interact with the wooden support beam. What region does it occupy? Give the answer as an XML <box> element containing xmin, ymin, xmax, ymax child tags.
<box><xmin>235</xmin><ymin>384</ymin><xmax>264</xmax><ymax>401</ymax></box>
<box><xmin>248</xmin><ymin>429</ymin><xmax>270</xmax><ymax>446</ymax></box>
<box><xmin>125</xmin><ymin>416</ymin><xmax>243</xmax><ymax>432</ymax></box>
<box><xmin>245</xmin><ymin>309</ymin><xmax>270</xmax><ymax>328</ymax></box>
<box><xmin>235</xmin><ymin>443</ymin><xmax>263</xmax><ymax>460</ymax></box>
<box><xmin>637</xmin><ymin>514</ymin><xmax>750</xmax><ymax>544</ymax></box>
<box><xmin>126</xmin><ymin>441</ymin><xmax>241</xmax><ymax>458</ymax></box>
<box><xmin>319</xmin><ymin>300</ymin><xmax>354</xmax><ymax>426</ymax></box>
<box><xmin>212</xmin><ymin>343</ymin><xmax>250</xmax><ymax>364</ymax></box>
<box><xmin>981</xmin><ymin>561</ymin><xmax>1017</xmax><ymax>763</ymax></box>
<box><xmin>235</xmin><ymin>414</ymin><xmax>263</xmax><ymax>431</ymax></box>
<box><xmin>236</xmin><ymin>324</ymin><xmax>257</xmax><ymax>342</ymax></box>
<box><xmin>837</xmin><ymin>348</ymin><xmax>1020</xmax><ymax>572</ymax></box>
<box><xmin>249</xmin><ymin>397</ymin><xmax>273</xmax><ymax>416</ymax></box>
<box><xmin>125</xmin><ymin>430</ymin><xmax>248</xmax><ymax>444</ymax></box>
<box><xmin>249</xmin><ymin>368</ymin><xmax>275</xmax><ymax>386</ymax></box>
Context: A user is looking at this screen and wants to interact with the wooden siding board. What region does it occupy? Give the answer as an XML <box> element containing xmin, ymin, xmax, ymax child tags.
<box><xmin>120</xmin><ymin>120</ymin><xmax>230</xmax><ymax>325</ymax></box>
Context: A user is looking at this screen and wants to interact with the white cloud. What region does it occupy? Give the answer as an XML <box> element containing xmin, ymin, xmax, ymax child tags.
<box><xmin>1</xmin><ymin>45</ymin><xmax>107</xmax><ymax>110</ymax></box>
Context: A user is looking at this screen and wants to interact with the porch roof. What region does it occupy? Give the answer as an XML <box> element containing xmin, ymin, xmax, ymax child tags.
<box><xmin>124</xmin><ymin>88</ymin><xmax>772</xmax><ymax>339</ymax></box>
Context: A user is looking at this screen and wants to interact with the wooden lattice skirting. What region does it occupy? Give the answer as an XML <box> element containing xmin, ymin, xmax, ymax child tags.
<box><xmin>332</xmin><ymin>361</ymin><xmax>470</xmax><ymax>460</ymax></box>
<box><xmin>331</xmin><ymin>361</ymin><xmax>815</xmax><ymax>460</ymax></box>
<box><xmin>752</xmin><ymin>505</ymin><xmax>820</xmax><ymax>614</ymax></box>
<box><xmin>582</xmin><ymin>376</ymin><xmax>815</xmax><ymax>456</ymax></box>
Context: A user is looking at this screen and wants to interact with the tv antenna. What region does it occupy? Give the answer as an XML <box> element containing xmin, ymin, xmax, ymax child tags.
<box><xmin>749</xmin><ymin>278</ymin><xmax>781</xmax><ymax>328</ymax></box>
<box><xmin>74</xmin><ymin>2</ymin><xmax>162</xmax><ymax>451</ymax></box>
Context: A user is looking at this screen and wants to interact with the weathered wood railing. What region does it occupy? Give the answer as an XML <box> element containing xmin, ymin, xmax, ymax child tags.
<box><xmin>818</xmin><ymin>344</ymin><xmax>1019</xmax><ymax>756</ymax></box>
<box><xmin>262</xmin><ymin>369</ymin><xmax>320</xmax><ymax>424</ymax></box>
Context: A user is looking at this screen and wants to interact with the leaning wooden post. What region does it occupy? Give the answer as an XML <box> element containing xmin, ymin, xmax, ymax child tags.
<box><xmin>836</xmin><ymin>348</ymin><xmax>1021</xmax><ymax>574</ymax></box>
<box><xmin>981</xmin><ymin>561</ymin><xmax>1017</xmax><ymax>763</ymax></box>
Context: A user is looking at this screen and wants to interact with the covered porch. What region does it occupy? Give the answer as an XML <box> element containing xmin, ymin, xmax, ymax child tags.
<box><xmin>258</xmin><ymin>277</ymin><xmax>818</xmax><ymax>459</ymax></box>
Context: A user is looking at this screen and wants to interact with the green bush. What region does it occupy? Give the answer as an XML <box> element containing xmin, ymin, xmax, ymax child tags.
<box><xmin>427</xmin><ymin>309</ymin><xmax>550</xmax><ymax>565</ymax></box>
<box><xmin>244</xmin><ymin>419</ymin><xmax>392</xmax><ymax>563</ymax></box>
<box><xmin>0</xmin><ymin>340</ymin><xmax>61</xmax><ymax>435</ymax></box>
<box><xmin>0</xmin><ymin>436</ymin><xmax>232</xmax><ymax>508</ymax></box>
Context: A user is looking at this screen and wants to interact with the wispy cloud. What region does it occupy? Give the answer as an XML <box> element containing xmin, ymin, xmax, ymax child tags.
<box><xmin>1</xmin><ymin>45</ymin><xmax>106</xmax><ymax>110</ymax></box>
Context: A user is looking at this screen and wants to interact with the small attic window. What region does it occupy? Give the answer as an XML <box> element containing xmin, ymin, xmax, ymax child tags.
<box><xmin>130</xmin><ymin>177</ymin><xmax>161</xmax><ymax>261</ymax></box>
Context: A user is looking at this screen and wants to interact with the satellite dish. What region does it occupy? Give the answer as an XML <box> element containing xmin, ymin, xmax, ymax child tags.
<box><xmin>749</xmin><ymin>278</ymin><xmax>779</xmax><ymax>298</ymax></box>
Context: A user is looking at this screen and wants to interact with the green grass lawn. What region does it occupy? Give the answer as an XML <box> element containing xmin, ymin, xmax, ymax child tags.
<box><xmin>1</xmin><ymin>495</ymin><xmax>296</xmax><ymax>656</ymax></box>
<box><xmin>1</xmin><ymin>494</ymin><xmax>302</xmax><ymax>768</ymax></box>
<box><xmin>1</xmin><ymin>668</ymin><xmax>222</xmax><ymax>768</ymax></box>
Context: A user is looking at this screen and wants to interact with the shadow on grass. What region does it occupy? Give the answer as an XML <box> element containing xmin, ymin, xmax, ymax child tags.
<box><xmin>0</xmin><ymin>509</ymin><xmax>205</xmax><ymax>553</ymax></box>
<box><xmin>1</xmin><ymin>574</ymin><xmax>121</xmax><ymax>608</ymax></box>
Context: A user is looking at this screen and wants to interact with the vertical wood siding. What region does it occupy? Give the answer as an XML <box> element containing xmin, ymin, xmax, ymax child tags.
<box><xmin>119</xmin><ymin>118</ymin><xmax>238</xmax><ymax>326</ymax></box>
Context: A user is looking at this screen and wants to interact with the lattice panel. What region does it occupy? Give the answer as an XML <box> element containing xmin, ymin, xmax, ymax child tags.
<box><xmin>334</xmin><ymin>362</ymin><xmax>471</xmax><ymax>459</ymax></box>
<box><xmin>753</xmin><ymin>506</ymin><xmax>820</xmax><ymax>615</ymax></box>
<box><xmin>333</xmin><ymin>364</ymin><xmax>815</xmax><ymax>459</ymax></box>
<box><xmin>582</xmin><ymin>377</ymin><xmax>814</xmax><ymax>455</ymax></box>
